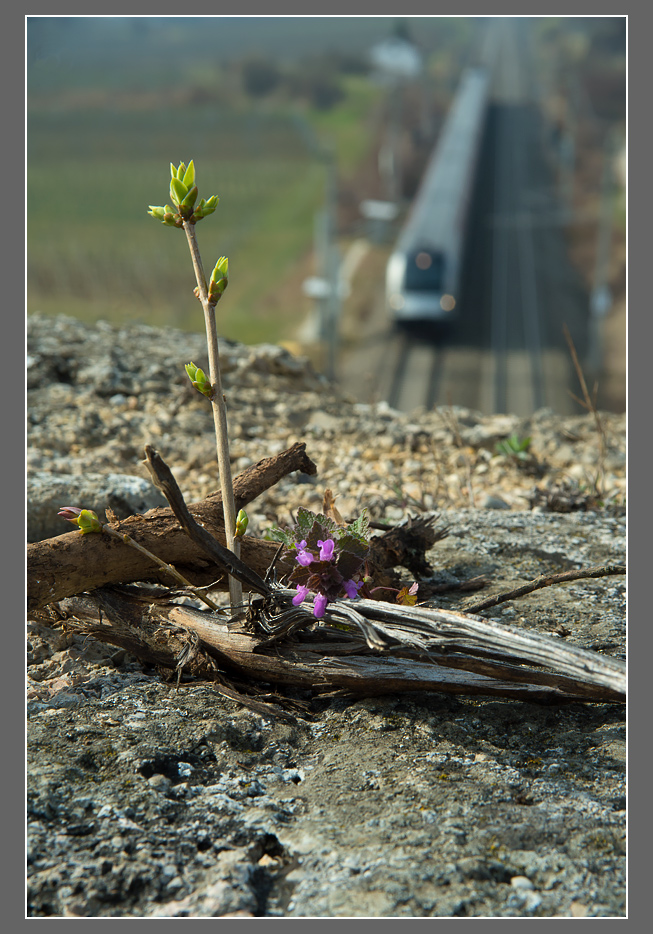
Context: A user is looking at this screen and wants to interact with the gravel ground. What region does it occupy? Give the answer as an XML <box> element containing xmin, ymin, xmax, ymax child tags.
<box><xmin>26</xmin><ymin>315</ymin><xmax>626</xmax><ymax>917</ymax></box>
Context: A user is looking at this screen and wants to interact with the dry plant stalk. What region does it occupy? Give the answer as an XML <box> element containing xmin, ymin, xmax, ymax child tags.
<box><xmin>182</xmin><ymin>219</ymin><xmax>242</xmax><ymax>609</ymax></box>
<box><xmin>563</xmin><ymin>323</ymin><xmax>608</xmax><ymax>496</ymax></box>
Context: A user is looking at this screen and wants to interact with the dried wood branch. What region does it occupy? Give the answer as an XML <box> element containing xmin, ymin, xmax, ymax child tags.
<box><xmin>463</xmin><ymin>564</ymin><xmax>626</xmax><ymax>613</ymax></box>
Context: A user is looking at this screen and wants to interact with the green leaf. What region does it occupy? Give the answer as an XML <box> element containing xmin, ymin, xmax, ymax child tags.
<box><xmin>77</xmin><ymin>509</ymin><xmax>103</xmax><ymax>534</ymax></box>
<box><xmin>181</xmin><ymin>185</ymin><xmax>198</xmax><ymax>209</ymax></box>
<box><xmin>341</xmin><ymin>509</ymin><xmax>370</xmax><ymax>546</ymax></box>
<box><xmin>265</xmin><ymin>526</ymin><xmax>294</xmax><ymax>545</ymax></box>
<box><xmin>294</xmin><ymin>508</ymin><xmax>337</xmax><ymax>546</ymax></box>
<box><xmin>182</xmin><ymin>160</ymin><xmax>195</xmax><ymax>189</ymax></box>
<box><xmin>170</xmin><ymin>177</ymin><xmax>188</xmax><ymax>206</ymax></box>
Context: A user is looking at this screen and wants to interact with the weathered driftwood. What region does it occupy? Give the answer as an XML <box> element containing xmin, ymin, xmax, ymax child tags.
<box><xmin>54</xmin><ymin>583</ymin><xmax>625</xmax><ymax>707</ymax></box>
<box><xmin>27</xmin><ymin>444</ymin><xmax>448</xmax><ymax>612</ymax></box>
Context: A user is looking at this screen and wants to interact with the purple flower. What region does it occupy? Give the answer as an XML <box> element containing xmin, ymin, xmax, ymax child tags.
<box><xmin>292</xmin><ymin>584</ymin><xmax>311</xmax><ymax>606</ymax></box>
<box><xmin>313</xmin><ymin>592</ymin><xmax>328</xmax><ymax>618</ymax></box>
<box><xmin>295</xmin><ymin>540</ymin><xmax>314</xmax><ymax>567</ymax></box>
<box><xmin>317</xmin><ymin>538</ymin><xmax>335</xmax><ymax>562</ymax></box>
<box><xmin>343</xmin><ymin>579</ymin><xmax>363</xmax><ymax>599</ymax></box>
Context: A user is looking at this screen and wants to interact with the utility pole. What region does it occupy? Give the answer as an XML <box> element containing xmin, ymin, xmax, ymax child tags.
<box><xmin>300</xmin><ymin>131</ymin><xmax>341</xmax><ymax>382</ymax></box>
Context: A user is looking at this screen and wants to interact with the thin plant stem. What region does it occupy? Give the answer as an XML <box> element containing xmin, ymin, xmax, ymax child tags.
<box><xmin>182</xmin><ymin>219</ymin><xmax>243</xmax><ymax>609</ymax></box>
<box><xmin>563</xmin><ymin>323</ymin><xmax>607</xmax><ymax>497</ymax></box>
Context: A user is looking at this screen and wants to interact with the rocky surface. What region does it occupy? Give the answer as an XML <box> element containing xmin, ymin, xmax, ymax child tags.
<box><xmin>26</xmin><ymin>315</ymin><xmax>626</xmax><ymax>917</ymax></box>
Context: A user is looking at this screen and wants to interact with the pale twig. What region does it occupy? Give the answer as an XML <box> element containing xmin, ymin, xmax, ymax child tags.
<box><xmin>182</xmin><ymin>219</ymin><xmax>242</xmax><ymax>609</ymax></box>
<box><xmin>463</xmin><ymin>563</ymin><xmax>625</xmax><ymax>614</ymax></box>
<box><xmin>563</xmin><ymin>323</ymin><xmax>608</xmax><ymax>497</ymax></box>
<box><xmin>99</xmin><ymin>523</ymin><xmax>223</xmax><ymax>613</ymax></box>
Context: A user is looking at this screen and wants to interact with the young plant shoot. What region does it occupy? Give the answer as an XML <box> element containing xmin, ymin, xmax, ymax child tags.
<box><xmin>149</xmin><ymin>161</ymin><xmax>243</xmax><ymax>610</ymax></box>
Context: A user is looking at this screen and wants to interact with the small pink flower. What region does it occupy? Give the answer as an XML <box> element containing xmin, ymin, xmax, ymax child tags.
<box><xmin>292</xmin><ymin>584</ymin><xmax>310</xmax><ymax>606</ymax></box>
<box><xmin>58</xmin><ymin>506</ymin><xmax>83</xmax><ymax>523</ymax></box>
<box><xmin>295</xmin><ymin>540</ymin><xmax>314</xmax><ymax>566</ymax></box>
<box><xmin>313</xmin><ymin>593</ymin><xmax>328</xmax><ymax>618</ymax></box>
<box><xmin>317</xmin><ymin>538</ymin><xmax>335</xmax><ymax>562</ymax></box>
<box><xmin>343</xmin><ymin>579</ymin><xmax>363</xmax><ymax>599</ymax></box>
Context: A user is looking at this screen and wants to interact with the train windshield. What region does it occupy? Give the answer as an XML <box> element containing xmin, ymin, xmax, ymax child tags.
<box><xmin>404</xmin><ymin>249</ymin><xmax>445</xmax><ymax>292</ymax></box>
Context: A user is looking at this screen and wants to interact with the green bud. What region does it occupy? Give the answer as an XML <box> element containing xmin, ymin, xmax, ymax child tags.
<box><xmin>182</xmin><ymin>160</ymin><xmax>195</xmax><ymax>189</ymax></box>
<box><xmin>208</xmin><ymin>256</ymin><xmax>229</xmax><ymax>304</ymax></box>
<box><xmin>193</xmin><ymin>194</ymin><xmax>219</xmax><ymax>222</ymax></box>
<box><xmin>177</xmin><ymin>162</ymin><xmax>187</xmax><ymax>179</ymax></box>
<box><xmin>210</xmin><ymin>256</ymin><xmax>229</xmax><ymax>283</ymax></box>
<box><xmin>185</xmin><ymin>362</ymin><xmax>212</xmax><ymax>398</ymax></box>
<box><xmin>235</xmin><ymin>509</ymin><xmax>249</xmax><ymax>538</ymax></box>
<box><xmin>77</xmin><ymin>509</ymin><xmax>103</xmax><ymax>534</ymax></box>
<box><xmin>148</xmin><ymin>205</ymin><xmax>166</xmax><ymax>220</ymax></box>
<box><xmin>208</xmin><ymin>283</ymin><xmax>226</xmax><ymax>304</ymax></box>
<box><xmin>170</xmin><ymin>162</ymin><xmax>179</xmax><ymax>179</ymax></box>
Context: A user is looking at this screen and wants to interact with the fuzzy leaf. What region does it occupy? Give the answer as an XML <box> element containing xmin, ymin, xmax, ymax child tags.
<box><xmin>344</xmin><ymin>509</ymin><xmax>370</xmax><ymax>544</ymax></box>
<box><xmin>265</xmin><ymin>526</ymin><xmax>294</xmax><ymax>546</ymax></box>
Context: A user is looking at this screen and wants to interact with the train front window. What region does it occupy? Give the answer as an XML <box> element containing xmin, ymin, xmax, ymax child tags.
<box><xmin>405</xmin><ymin>250</ymin><xmax>445</xmax><ymax>292</ymax></box>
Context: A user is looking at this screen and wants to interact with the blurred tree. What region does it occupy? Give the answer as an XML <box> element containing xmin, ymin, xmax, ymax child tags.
<box><xmin>392</xmin><ymin>19</ymin><xmax>413</xmax><ymax>44</ymax></box>
<box><xmin>285</xmin><ymin>57</ymin><xmax>345</xmax><ymax>110</ymax></box>
<box><xmin>242</xmin><ymin>56</ymin><xmax>282</xmax><ymax>98</ymax></box>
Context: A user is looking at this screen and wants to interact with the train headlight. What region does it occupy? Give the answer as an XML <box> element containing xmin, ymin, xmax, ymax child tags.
<box><xmin>440</xmin><ymin>294</ymin><xmax>456</xmax><ymax>312</ymax></box>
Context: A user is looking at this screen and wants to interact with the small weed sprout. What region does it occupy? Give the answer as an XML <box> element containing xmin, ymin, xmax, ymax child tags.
<box><xmin>494</xmin><ymin>434</ymin><xmax>532</xmax><ymax>462</ymax></box>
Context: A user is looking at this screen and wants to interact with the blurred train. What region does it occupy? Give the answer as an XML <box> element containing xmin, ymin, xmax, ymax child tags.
<box><xmin>386</xmin><ymin>67</ymin><xmax>490</xmax><ymax>328</ymax></box>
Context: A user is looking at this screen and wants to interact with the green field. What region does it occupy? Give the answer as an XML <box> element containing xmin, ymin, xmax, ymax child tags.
<box><xmin>27</xmin><ymin>104</ymin><xmax>348</xmax><ymax>343</ymax></box>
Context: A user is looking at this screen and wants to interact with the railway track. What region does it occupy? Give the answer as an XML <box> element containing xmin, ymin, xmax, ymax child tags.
<box><xmin>337</xmin><ymin>19</ymin><xmax>587</xmax><ymax>418</ymax></box>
